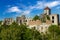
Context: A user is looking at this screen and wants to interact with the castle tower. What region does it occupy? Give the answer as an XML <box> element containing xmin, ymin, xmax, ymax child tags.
<box><xmin>44</xmin><ymin>7</ymin><xmax>51</xmax><ymax>15</ymax></box>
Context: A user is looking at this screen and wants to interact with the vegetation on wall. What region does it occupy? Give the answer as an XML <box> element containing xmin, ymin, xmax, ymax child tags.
<box><xmin>33</xmin><ymin>15</ymin><xmax>40</xmax><ymax>21</ymax></box>
<box><xmin>33</xmin><ymin>15</ymin><xmax>50</xmax><ymax>23</ymax></box>
<box><xmin>46</xmin><ymin>15</ymin><xmax>50</xmax><ymax>20</ymax></box>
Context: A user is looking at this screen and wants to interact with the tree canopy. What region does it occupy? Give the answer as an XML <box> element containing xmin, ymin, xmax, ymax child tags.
<box><xmin>33</xmin><ymin>15</ymin><xmax>40</xmax><ymax>21</ymax></box>
<box><xmin>46</xmin><ymin>25</ymin><xmax>60</xmax><ymax>40</ymax></box>
<box><xmin>0</xmin><ymin>21</ymin><xmax>60</xmax><ymax>40</ymax></box>
<box><xmin>0</xmin><ymin>23</ymin><xmax>42</xmax><ymax>40</ymax></box>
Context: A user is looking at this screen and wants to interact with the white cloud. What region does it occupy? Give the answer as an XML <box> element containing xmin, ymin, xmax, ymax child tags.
<box><xmin>28</xmin><ymin>1</ymin><xmax>60</xmax><ymax>10</ymax></box>
<box><xmin>7</xmin><ymin>6</ymin><xmax>31</xmax><ymax>15</ymax></box>
<box><xmin>28</xmin><ymin>2</ymin><xmax>44</xmax><ymax>10</ymax></box>
<box><xmin>6</xmin><ymin>1</ymin><xmax>60</xmax><ymax>16</ymax></box>
<box><xmin>22</xmin><ymin>1</ymin><xmax>60</xmax><ymax>15</ymax></box>
<box><xmin>45</xmin><ymin>1</ymin><xmax>60</xmax><ymax>8</ymax></box>
<box><xmin>22</xmin><ymin>10</ymin><xmax>31</xmax><ymax>14</ymax></box>
<box><xmin>7</xmin><ymin>6</ymin><xmax>21</xmax><ymax>13</ymax></box>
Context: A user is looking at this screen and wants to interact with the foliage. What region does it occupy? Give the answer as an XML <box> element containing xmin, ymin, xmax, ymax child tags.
<box><xmin>0</xmin><ymin>21</ymin><xmax>2</xmax><ymax>25</ymax></box>
<box><xmin>33</xmin><ymin>15</ymin><xmax>40</xmax><ymax>21</ymax></box>
<box><xmin>1</xmin><ymin>22</ymin><xmax>60</xmax><ymax>40</ymax></box>
<box><xmin>48</xmin><ymin>25</ymin><xmax>59</xmax><ymax>33</ymax></box>
<box><xmin>47</xmin><ymin>25</ymin><xmax>60</xmax><ymax>40</ymax></box>
<box><xmin>46</xmin><ymin>15</ymin><xmax>50</xmax><ymax>20</ymax></box>
<box><xmin>33</xmin><ymin>15</ymin><xmax>50</xmax><ymax>23</ymax></box>
<box><xmin>0</xmin><ymin>23</ymin><xmax>42</xmax><ymax>40</ymax></box>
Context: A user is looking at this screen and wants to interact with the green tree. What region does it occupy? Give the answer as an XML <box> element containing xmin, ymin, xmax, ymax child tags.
<box><xmin>0</xmin><ymin>23</ymin><xmax>42</xmax><ymax>40</ymax></box>
<box><xmin>47</xmin><ymin>25</ymin><xmax>60</xmax><ymax>40</ymax></box>
<box><xmin>33</xmin><ymin>15</ymin><xmax>40</xmax><ymax>21</ymax></box>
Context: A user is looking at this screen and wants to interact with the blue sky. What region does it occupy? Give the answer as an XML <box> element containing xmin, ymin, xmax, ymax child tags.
<box><xmin>0</xmin><ymin>0</ymin><xmax>60</xmax><ymax>20</ymax></box>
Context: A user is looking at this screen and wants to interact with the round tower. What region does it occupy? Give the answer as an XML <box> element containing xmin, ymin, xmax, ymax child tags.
<box><xmin>44</xmin><ymin>7</ymin><xmax>51</xmax><ymax>15</ymax></box>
